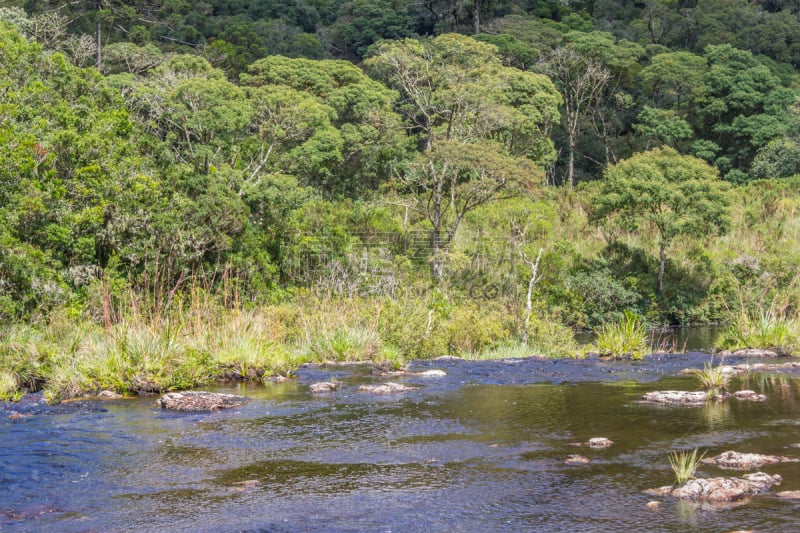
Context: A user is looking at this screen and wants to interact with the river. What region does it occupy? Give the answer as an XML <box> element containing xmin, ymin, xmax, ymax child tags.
<box><xmin>2</xmin><ymin>352</ymin><xmax>800</xmax><ymax>532</ymax></box>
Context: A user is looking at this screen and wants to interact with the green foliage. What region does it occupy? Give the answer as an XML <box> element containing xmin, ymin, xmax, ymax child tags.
<box><xmin>593</xmin><ymin>311</ymin><xmax>648</xmax><ymax>360</ymax></box>
<box><xmin>718</xmin><ymin>310</ymin><xmax>800</xmax><ymax>355</ymax></box>
<box><xmin>751</xmin><ymin>137</ymin><xmax>800</xmax><ymax>180</ymax></box>
<box><xmin>592</xmin><ymin>147</ymin><xmax>731</xmax><ymax>294</ymax></box>
<box><xmin>669</xmin><ymin>448</ymin><xmax>706</xmax><ymax>485</ymax></box>
<box><xmin>693</xmin><ymin>362</ymin><xmax>731</xmax><ymax>396</ymax></box>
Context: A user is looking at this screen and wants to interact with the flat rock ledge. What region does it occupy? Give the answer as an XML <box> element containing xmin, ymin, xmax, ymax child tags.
<box><xmin>158</xmin><ymin>391</ymin><xmax>249</xmax><ymax>411</ymax></box>
<box><xmin>646</xmin><ymin>472</ymin><xmax>781</xmax><ymax>502</ymax></box>
<box><xmin>641</xmin><ymin>390</ymin><xmax>714</xmax><ymax>405</ymax></box>
<box><xmin>378</xmin><ymin>369</ymin><xmax>447</xmax><ymax>377</ymax></box>
<box><xmin>309</xmin><ymin>382</ymin><xmax>341</xmax><ymax>394</ymax></box>
<box><xmin>702</xmin><ymin>451</ymin><xmax>799</xmax><ymax>470</ymax></box>
<box><xmin>717</xmin><ymin>348</ymin><xmax>783</xmax><ymax>357</ymax></box>
<box><xmin>357</xmin><ymin>382</ymin><xmax>416</xmax><ymax>394</ymax></box>
<box><xmin>682</xmin><ymin>362</ymin><xmax>800</xmax><ymax>376</ymax></box>
<box><xmin>640</xmin><ymin>390</ymin><xmax>766</xmax><ymax>405</ymax></box>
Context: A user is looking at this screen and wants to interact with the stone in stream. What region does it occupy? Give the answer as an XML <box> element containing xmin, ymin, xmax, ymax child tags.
<box><xmin>702</xmin><ymin>450</ymin><xmax>799</xmax><ymax>470</ymax></box>
<box><xmin>357</xmin><ymin>382</ymin><xmax>416</xmax><ymax>394</ymax></box>
<box><xmin>640</xmin><ymin>390</ymin><xmax>716</xmax><ymax>405</ymax></box>
<box><xmin>732</xmin><ymin>390</ymin><xmax>767</xmax><ymax>402</ymax></box>
<box><xmin>309</xmin><ymin>382</ymin><xmax>340</xmax><ymax>394</ymax></box>
<box><xmin>564</xmin><ymin>454</ymin><xmax>590</xmax><ymax>465</ymax></box>
<box><xmin>97</xmin><ymin>390</ymin><xmax>124</xmax><ymax>399</ymax></box>
<box><xmin>776</xmin><ymin>491</ymin><xmax>800</xmax><ymax>499</ymax></box>
<box><xmin>588</xmin><ymin>437</ymin><xmax>614</xmax><ymax>448</ymax></box>
<box><xmin>157</xmin><ymin>391</ymin><xmax>249</xmax><ymax>411</ymax></box>
<box><xmin>640</xmin><ymin>390</ymin><xmax>767</xmax><ymax>405</ymax></box>
<box><xmin>646</xmin><ymin>472</ymin><xmax>781</xmax><ymax>502</ymax></box>
<box><xmin>377</xmin><ymin>369</ymin><xmax>447</xmax><ymax>377</ymax></box>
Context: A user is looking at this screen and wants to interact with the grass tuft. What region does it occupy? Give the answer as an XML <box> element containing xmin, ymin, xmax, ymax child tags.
<box><xmin>669</xmin><ymin>448</ymin><xmax>706</xmax><ymax>485</ymax></box>
<box><xmin>593</xmin><ymin>311</ymin><xmax>648</xmax><ymax>360</ymax></box>
<box><xmin>693</xmin><ymin>362</ymin><xmax>731</xmax><ymax>398</ymax></box>
<box><xmin>718</xmin><ymin>309</ymin><xmax>799</xmax><ymax>355</ymax></box>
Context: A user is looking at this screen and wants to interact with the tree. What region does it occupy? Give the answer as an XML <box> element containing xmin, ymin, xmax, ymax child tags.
<box><xmin>537</xmin><ymin>47</ymin><xmax>610</xmax><ymax>187</ymax></box>
<box><xmin>405</xmin><ymin>140</ymin><xmax>539</xmax><ymax>278</ymax></box>
<box><xmin>366</xmin><ymin>34</ymin><xmax>559</xmax><ymax>278</ymax></box>
<box><xmin>592</xmin><ymin>147</ymin><xmax>731</xmax><ymax>294</ymax></box>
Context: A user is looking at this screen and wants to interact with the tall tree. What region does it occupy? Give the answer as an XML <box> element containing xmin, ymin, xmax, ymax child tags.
<box><xmin>537</xmin><ymin>47</ymin><xmax>610</xmax><ymax>188</ymax></box>
<box><xmin>366</xmin><ymin>34</ymin><xmax>559</xmax><ymax>277</ymax></box>
<box><xmin>591</xmin><ymin>147</ymin><xmax>731</xmax><ymax>294</ymax></box>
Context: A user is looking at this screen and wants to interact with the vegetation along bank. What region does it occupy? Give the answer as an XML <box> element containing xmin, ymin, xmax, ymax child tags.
<box><xmin>0</xmin><ymin>1</ymin><xmax>799</xmax><ymax>401</ymax></box>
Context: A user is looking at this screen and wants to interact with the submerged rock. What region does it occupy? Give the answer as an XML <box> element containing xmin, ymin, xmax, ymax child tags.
<box><xmin>646</xmin><ymin>501</ymin><xmax>660</xmax><ymax>510</ymax></box>
<box><xmin>731</xmin><ymin>348</ymin><xmax>780</xmax><ymax>357</ymax></box>
<box><xmin>416</xmin><ymin>369</ymin><xmax>447</xmax><ymax>377</ymax></box>
<box><xmin>776</xmin><ymin>491</ymin><xmax>800</xmax><ymax>499</ymax></box>
<box><xmin>647</xmin><ymin>472</ymin><xmax>781</xmax><ymax>502</ymax></box>
<box><xmin>231</xmin><ymin>479</ymin><xmax>261</xmax><ymax>492</ymax></box>
<box><xmin>309</xmin><ymin>382</ymin><xmax>340</xmax><ymax>394</ymax></box>
<box><xmin>732</xmin><ymin>390</ymin><xmax>767</xmax><ymax>401</ymax></box>
<box><xmin>157</xmin><ymin>391</ymin><xmax>249</xmax><ymax>411</ymax></box>
<box><xmin>377</xmin><ymin>369</ymin><xmax>447</xmax><ymax>378</ymax></box>
<box><xmin>709</xmin><ymin>362</ymin><xmax>800</xmax><ymax>376</ymax></box>
<box><xmin>564</xmin><ymin>454</ymin><xmax>590</xmax><ymax>465</ymax></box>
<box><xmin>702</xmin><ymin>450</ymin><xmax>798</xmax><ymax>470</ymax></box>
<box><xmin>357</xmin><ymin>382</ymin><xmax>416</xmax><ymax>394</ymax></box>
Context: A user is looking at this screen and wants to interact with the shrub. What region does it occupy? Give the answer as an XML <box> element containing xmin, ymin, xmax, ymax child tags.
<box><xmin>593</xmin><ymin>311</ymin><xmax>648</xmax><ymax>359</ymax></box>
<box><xmin>718</xmin><ymin>310</ymin><xmax>799</xmax><ymax>355</ymax></box>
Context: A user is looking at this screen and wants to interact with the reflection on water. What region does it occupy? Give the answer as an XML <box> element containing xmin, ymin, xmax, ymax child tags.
<box><xmin>2</xmin><ymin>359</ymin><xmax>800</xmax><ymax>532</ymax></box>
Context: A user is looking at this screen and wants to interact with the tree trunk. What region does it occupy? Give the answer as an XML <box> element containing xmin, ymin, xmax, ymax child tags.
<box><xmin>431</xmin><ymin>166</ymin><xmax>444</xmax><ymax>281</ymax></box>
<box><xmin>473</xmin><ymin>0</ymin><xmax>481</xmax><ymax>35</ymax></box>
<box><xmin>521</xmin><ymin>248</ymin><xmax>544</xmax><ymax>346</ymax></box>
<box><xmin>95</xmin><ymin>0</ymin><xmax>103</xmax><ymax>69</ymax></box>
<box><xmin>658</xmin><ymin>241</ymin><xmax>666</xmax><ymax>294</ymax></box>
<box><xmin>567</xmin><ymin>135</ymin><xmax>576</xmax><ymax>189</ymax></box>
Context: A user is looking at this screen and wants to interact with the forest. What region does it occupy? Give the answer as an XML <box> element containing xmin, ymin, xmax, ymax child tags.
<box><xmin>1</xmin><ymin>0</ymin><xmax>799</xmax><ymax>400</ymax></box>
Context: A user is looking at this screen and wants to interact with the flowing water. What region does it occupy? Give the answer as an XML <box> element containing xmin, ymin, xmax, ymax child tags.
<box><xmin>2</xmin><ymin>353</ymin><xmax>800</xmax><ymax>532</ymax></box>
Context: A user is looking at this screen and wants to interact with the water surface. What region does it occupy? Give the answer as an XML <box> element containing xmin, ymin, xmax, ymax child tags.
<box><xmin>2</xmin><ymin>354</ymin><xmax>800</xmax><ymax>532</ymax></box>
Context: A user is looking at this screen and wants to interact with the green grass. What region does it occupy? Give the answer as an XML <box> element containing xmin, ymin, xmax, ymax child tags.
<box><xmin>693</xmin><ymin>362</ymin><xmax>731</xmax><ymax>398</ymax></box>
<box><xmin>593</xmin><ymin>311</ymin><xmax>648</xmax><ymax>360</ymax></box>
<box><xmin>669</xmin><ymin>448</ymin><xmax>706</xmax><ymax>485</ymax></box>
<box><xmin>718</xmin><ymin>310</ymin><xmax>799</xmax><ymax>355</ymax></box>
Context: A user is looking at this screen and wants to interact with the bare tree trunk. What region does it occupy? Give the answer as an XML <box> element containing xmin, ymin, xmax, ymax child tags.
<box><xmin>95</xmin><ymin>0</ymin><xmax>103</xmax><ymax>69</ymax></box>
<box><xmin>567</xmin><ymin>136</ymin><xmax>576</xmax><ymax>189</ymax></box>
<box><xmin>521</xmin><ymin>248</ymin><xmax>544</xmax><ymax>346</ymax></box>
<box><xmin>658</xmin><ymin>241</ymin><xmax>666</xmax><ymax>295</ymax></box>
<box><xmin>431</xmin><ymin>164</ymin><xmax>445</xmax><ymax>281</ymax></box>
<box><xmin>473</xmin><ymin>0</ymin><xmax>481</xmax><ymax>35</ymax></box>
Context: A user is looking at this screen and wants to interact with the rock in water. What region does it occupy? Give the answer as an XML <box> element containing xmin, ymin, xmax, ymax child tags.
<box><xmin>650</xmin><ymin>472</ymin><xmax>782</xmax><ymax>502</ymax></box>
<box><xmin>157</xmin><ymin>391</ymin><xmax>249</xmax><ymax>411</ymax></box>
<box><xmin>309</xmin><ymin>382</ymin><xmax>340</xmax><ymax>394</ymax></box>
<box><xmin>732</xmin><ymin>390</ymin><xmax>767</xmax><ymax>402</ymax></box>
<box><xmin>702</xmin><ymin>451</ymin><xmax>798</xmax><ymax>469</ymax></box>
<box><xmin>588</xmin><ymin>437</ymin><xmax>614</xmax><ymax>448</ymax></box>
<box><xmin>640</xmin><ymin>390</ymin><xmax>713</xmax><ymax>405</ymax></box>
<box><xmin>564</xmin><ymin>454</ymin><xmax>590</xmax><ymax>465</ymax></box>
<box><xmin>357</xmin><ymin>382</ymin><xmax>416</xmax><ymax>394</ymax></box>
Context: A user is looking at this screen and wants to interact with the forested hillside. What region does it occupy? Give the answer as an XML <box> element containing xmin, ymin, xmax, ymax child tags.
<box><xmin>1</xmin><ymin>1</ymin><xmax>799</xmax><ymax>398</ymax></box>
